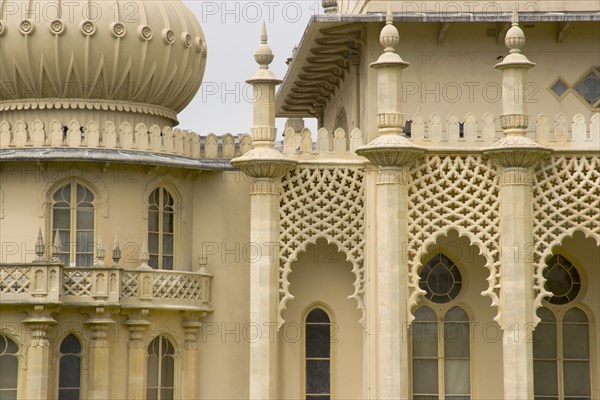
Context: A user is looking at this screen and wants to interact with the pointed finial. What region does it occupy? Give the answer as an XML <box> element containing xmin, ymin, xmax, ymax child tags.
<box><xmin>94</xmin><ymin>235</ymin><xmax>106</xmax><ymax>266</ymax></box>
<box><xmin>52</xmin><ymin>230</ymin><xmax>62</xmax><ymax>263</ymax></box>
<box><xmin>137</xmin><ymin>239</ymin><xmax>152</xmax><ymax>270</ymax></box>
<box><xmin>504</xmin><ymin>10</ymin><xmax>525</xmax><ymax>53</ymax></box>
<box><xmin>112</xmin><ymin>234</ymin><xmax>121</xmax><ymax>265</ymax></box>
<box><xmin>379</xmin><ymin>3</ymin><xmax>399</xmax><ymax>52</ymax></box>
<box><xmin>386</xmin><ymin>2</ymin><xmax>393</xmax><ymax>24</ymax></box>
<box><xmin>512</xmin><ymin>8</ymin><xmax>519</xmax><ymax>25</ymax></box>
<box><xmin>261</xmin><ymin>21</ymin><xmax>268</xmax><ymax>44</ymax></box>
<box><xmin>35</xmin><ymin>228</ymin><xmax>45</xmax><ymax>262</ymax></box>
<box><xmin>254</xmin><ymin>22</ymin><xmax>275</xmax><ymax>69</ymax></box>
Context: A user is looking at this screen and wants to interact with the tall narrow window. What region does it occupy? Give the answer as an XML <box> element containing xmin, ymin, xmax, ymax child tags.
<box><xmin>148</xmin><ymin>188</ymin><xmax>175</xmax><ymax>270</ymax></box>
<box><xmin>58</xmin><ymin>334</ymin><xmax>81</xmax><ymax>400</ymax></box>
<box><xmin>52</xmin><ymin>183</ymin><xmax>95</xmax><ymax>266</ymax></box>
<box><xmin>413</xmin><ymin>253</ymin><xmax>470</xmax><ymax>400</ymax></box>
<box><xmin>533</xmin><ymin>254</ymin><xmax>591</xmax><ymax>400</ymax></box>
<box><xmin>147</xmin><ymin>336</ymin><xmax>175</xmax><ymax>400</ymax></box>
<box><xmin>305</xmin><ymin>308</ymin><xmax>331</xmax><ymax>400</ymax></box>
<box><xmin>0</xmin><ymin>335</ymin><xmax>19</xmax><ymax>400</ymax></box>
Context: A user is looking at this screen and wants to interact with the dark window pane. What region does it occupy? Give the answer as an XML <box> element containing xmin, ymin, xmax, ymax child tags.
<box><xmin>533</xmin><ymin>360</ymin><xmax>558</xmax><ymax>396</ymax></box>
<box><xmin>563</xmin><ymin>361</ymin><xmax>591</xmax><ymax>396</ymax></box>
<box><xmin>444</xmin><ymin>322</ymin><xmax>470</xmax><ymax>358</ymax></box>
<box><xmin>412</xmin><ymin>359</ymin><xmax>438</xmax><ymax>395</ymax></box>
<box><xmin>306</xmin><ymin>396</ymin><xmax>330</xmax><ymax>400</ymax></box>
<box><xmin>148</xmin><ymin>211</ymin><xmax>159</xmax><ymax>232</ymax></box>
<box><xmin>306</xmin><ymin>360</ymin><xmax>330</xmax><ymax>394</ymax></box>
<box><xmin>163</xmin><ymin>212</ymin><xmax>174</xmax><ymax>233</ymax></box>
<box><xmin>160</xmin><ymin>388</ymin><xmax>174</xmax><ymax>400</ymax></box>
<box><xmin>60</xmin><ymin>335</ymin><xmax>81</xmax><ymax>354</ymax></box>
<box><xmin>58</xmin><ymin>389</ymin><xmax>80</xmax><ymax>400</ymax></box>
<box><xmin>533</xmin><ymin>322</ymin><xmax>557</xmax><ymax>359</ymax></box>
<box><xmin>306</xmin><ymin>309</ymin><xmax>330</xmax><ymax>323</ymax></box>
<box><xmin>0</xmin><ymin>355</ymin><xmax>18</xmax><ymax>388</ymax></box>
<box><xmin>412</xmin><ymin>322</ymin><xmax>438</xmax><ymax>358</ymax></box>
<box><xmin>419</xmin><ymin>254</ymin><xmax>462</xmax><ymax>303</ymax></box>
<box><xmin>53</xmin><ymin>208</ymin><xmax>71</xmax><ymax>230</ymax></box>
<box><xmin>162</xmin><ymin>256</ymin><xmax>173</xmax><ymax>270</ymax></box>
<box><xmin>76</xmin><ymin>209</ymin><xmax>94</xmax><ymax>230</ymax></box>
<box><xmin>161</xmin><ymin>356</ymin><xmax>174</xmax><ymax>387</ymax></box>
<box><xmin>146</xmin><ymin>388</ymin><xmax>158</xmax><ymax>400</ymax></box>
<box><xmin>147</xmin><ymin>355</ymin><xmax>159</xmax><ymax>387</ymax></box>
<box><xmin>59</xmin><ymin>355</ymin><xmax>81</xmax><ymax>388</ymax></box>
<box><xmin>306</xmin><ymin>325</ymin><xmax>330</xmax><ymax>358</ymax></box>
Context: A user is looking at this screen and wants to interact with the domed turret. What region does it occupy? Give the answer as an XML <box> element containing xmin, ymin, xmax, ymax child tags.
<box><xmin>0</xmin><ymin>0</ymin><xmax>207</xmax><ymax>127</ymax></box>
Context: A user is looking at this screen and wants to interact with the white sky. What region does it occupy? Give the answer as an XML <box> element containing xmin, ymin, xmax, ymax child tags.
<box><xmin>179</xmin><ymin>1</ymin><xmax>323</xmax><ymax>136</ymax></box>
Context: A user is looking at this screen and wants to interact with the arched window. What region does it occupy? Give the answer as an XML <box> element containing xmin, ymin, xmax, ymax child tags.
<box><xmin>413</xmin><ymin>253</ymin><xmax>470</xmax><ymax>399</ymax></box>
<box><xmin>148</xmin><ymin>188</ymin><xmax>175</xmax><ymax>270</ymax></box>
<box><xmin>533</xmin><ymin>255</ymin><xmax>591</xmax><ymax>399</ymax></box>
<box><xmin>412</xmin><ymin>306</ymin><xmax>471</xmax><ymax>400</ymax></box>
<box><xmin>305</xmin><ymin>308</ymin><xmax>331</xmax><ymax>399</ymax></box>
<box><xmin>52</xmin><ymin>183</ymin><xmax>95</xmax><ymax>266</ymax></box>
<box><xmin>147</xmin><ymin>336</ymin><xmax>175</xmax><ymax>400</ymax></box>
<box><xmin>58</xmin><ymin>334</ymin><xmax>81</xmax><ymax>400</ymax></box>
<box><xmin>0</xmin><ymin>335</ymin><xmax>19</xmax><ymax>399</ymax></box>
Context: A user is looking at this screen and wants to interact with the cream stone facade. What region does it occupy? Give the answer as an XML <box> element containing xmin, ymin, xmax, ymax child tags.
<box><xmin>0</xmin><ymin>1</ymin><xmax>598</xmax><ymax>399</ymax></box>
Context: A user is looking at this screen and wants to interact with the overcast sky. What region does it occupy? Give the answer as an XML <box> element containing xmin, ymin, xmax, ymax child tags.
<box><xmin>179</xmin><ymin>1</ymin><xmax>323</xmax><ymax>136</ymax></box>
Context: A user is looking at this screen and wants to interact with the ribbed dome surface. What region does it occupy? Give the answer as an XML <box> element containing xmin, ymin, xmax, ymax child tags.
<box><xmin>0</xmin><ymin>0</ymin><xmax>207</xmax><ymax>119</ymax></box>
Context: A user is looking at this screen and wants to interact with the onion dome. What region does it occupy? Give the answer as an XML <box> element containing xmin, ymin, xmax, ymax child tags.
<box><xmin>0</xmin><ymin>0</ymin><xmax>207</xmax><ymax>127</ymax></box>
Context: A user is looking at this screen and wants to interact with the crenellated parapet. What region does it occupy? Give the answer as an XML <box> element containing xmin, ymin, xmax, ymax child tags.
<box><xmin>0</xmin><ymin>119</ymin><xmax>254</xmax><ymax>160</ymax></box>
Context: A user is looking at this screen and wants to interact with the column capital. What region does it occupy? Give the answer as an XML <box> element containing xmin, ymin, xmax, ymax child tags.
<box><xmin>84</xmin><ymin>307</ymin><xmax>116</xmax><ymax>347</ymax></box>
<box><xmin>231</xmin><ymin>147</ymin><xmax>296</xmax><ymax>180</ymax></box>
<box><xmin>23</xmin><ymin>305</ymin><xmax>57</xmax><ymax>347</ymax></box>
<box><xmin>484</xmin><ymin>136</ymin><xmax>552</xmax><ymax>182</ymax></box>
<box><xmin>124</xmin><ymin>309</ymin><xmax>150</xmax><ymax>348</ymax></box>
<box><xmin>181</xmin><ymin>311</ymin><xmax>205</xmax><ymax>350</ymax></box>
<box><xmin>356</xmin><ymin>134</ymin><xmax>424</xmax><ymax>168</ymax></box>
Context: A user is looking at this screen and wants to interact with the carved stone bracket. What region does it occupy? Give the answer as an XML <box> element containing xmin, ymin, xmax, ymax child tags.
<box><xmin>22</xmin><ymin>304</ymin><xmax>58</xmax><ymax>348</ymax></box>
<box><xmin>124</xmin><ymin>309</ymin><xmax>150</xmax><ymax>348</ymax></box>
<box><xmin>84</xmin><ymin>307</ymin><xmax>117</xmax><ymax>348</ymax></box>
<box><xmin>180</xmin><ymin>310</ymin><xmax>207</xmax><ymax>350</ymax></box>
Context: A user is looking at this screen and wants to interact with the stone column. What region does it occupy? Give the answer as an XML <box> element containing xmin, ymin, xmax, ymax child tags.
<box><xmin>84</xmin><ymin>307</ymin><xmax>115</xmax><ymax>399</ymax></box>
<box><xmin>484</xmin><ymin>11</ymin><xmax>551</xmax><ymax>400</ymax></box>
<box><xmin>356</xmin><ymin>8</ymin><xmax>424</xmax><ymax>399</ymax></box>
<box><xmin>22</xmin><ymin>305</ymin><xmax>57</xmax><ymax>400</ymax></box>
<box><xmin>180</xmin><ymin>311</ymin><xmax>204</xmax><ymax>400</ymax></box>
<box><xmin>124</xmin><ymin>309</ymin><xmax>150</xmax><ymax>400</ymax></box>
<box><xmin>231</xmin><ymin>23</ymin><xmax>296</xmax><ymax>400</ymax></box>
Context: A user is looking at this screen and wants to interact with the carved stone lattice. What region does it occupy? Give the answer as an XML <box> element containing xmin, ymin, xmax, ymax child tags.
<box><xmin>120</xmin><ymin>272</ymin><xmax>139</xmax><ymax>297</ymax></box>
<box><xmin>533</xmin><ymin>155</ymin><xmax>600</xmax><ymax>324</ymax></box>
<box><xmin>63</xmin><ymin>270</ymin><xmax>93</xmax><ymax>296</ymax></box>
<box><xmin>279</xmin><ymin>167</ymin><xmax>365</xmax><ymax>327</ymax></box>
<box><xmin>153</xmin><ymin>273</ymin><xmax>203</xmax><ymax>300</ymax></box>
<box><xmin>0</xmin><ymin>266</ymin><xmax>31</xmax><ymax>294</ymax></box>
<box><xmin>407</xmin><ymin>155</ymin><xmax>501</xmax><ymax>324</ymax></box>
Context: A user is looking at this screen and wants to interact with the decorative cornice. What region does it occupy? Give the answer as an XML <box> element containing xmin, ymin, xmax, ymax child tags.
<box><xmin>231</xmin><ymin>147</ymin><xmax>297</xmax><ymax>179</ymax></box>
<box><xmin>0</xmin><ymin>99</ymin><xmax>178</xmax><ymax>122</ymax></box>
<box><xmin>356</xmin><ymin>134</ymin><xmax>425</xmax><ymax>167</ymax></box>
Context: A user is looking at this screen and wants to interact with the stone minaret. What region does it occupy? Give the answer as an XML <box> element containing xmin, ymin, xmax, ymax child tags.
<box><xmin>484</xmin><ymin>10</ymin><xmax>552</xmax><ymax>400</ymax></box>
<box><xmin>356</xmin><ymin>6</ymin><xmax>424</xmax><ymax>399</ymax></box>
<box><xmin>231</xmin><ymin>23</ymin><xmax>296</xmax><ymax>400</ymax></box>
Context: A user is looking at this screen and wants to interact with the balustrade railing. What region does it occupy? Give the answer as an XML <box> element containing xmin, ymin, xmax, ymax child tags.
<box><xmin>0</xmin><ymin>264</ymin><xmax>212</xmax><ymax>311</ymax></box>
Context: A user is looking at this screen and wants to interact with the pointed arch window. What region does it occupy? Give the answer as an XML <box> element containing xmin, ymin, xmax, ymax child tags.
<box><xmin>148</xmin><ymin>188</ymin><xmax>175</xmax><ymax>270</ymax></box>
<box><xmin>52</xmin><ymin>183</ymin><xmax>95</xmax><ymax>266</ymax></box>
<box><xmin>58</xmin><ymin>334</ymin><xmax>81</xmax><ymax>400</ymax></box>
<box><xmin>147</xmin><ymin>336</ymin><xmax>175</xmax><ymax>400</ymax></box>
<box><xmin>305</xmin><ymin>308</ymin><xmax>331</xmax><ymax>399</ymax></box>
<box><xmin>533</xmin><ymin>255</ymin><xmax>591</xmax><ymax>400</ymax></box>
<box><xmin>0</xmin><ymin>335</ymin><xmax>19</xmax><ymax>399</ymax></box>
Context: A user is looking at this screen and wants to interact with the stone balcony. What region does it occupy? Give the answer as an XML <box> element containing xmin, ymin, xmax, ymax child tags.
<box><xmin>0</xmin><ymin>263</ymin><xmax>213</xmax><ymax>312</ymax></box>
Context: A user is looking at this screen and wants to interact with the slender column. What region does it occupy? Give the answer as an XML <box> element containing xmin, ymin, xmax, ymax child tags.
<box><xmin>124</xmin><ymin>309</ymin><xmax>150</xmax><ymax>400</ymax></box>
<box><xmin>22</xmin><ymin>305</ymin><xmax>56</xmax><ymax>400</ymax></box>
<box><xmin>231</xmin><ymin>23</ymin><xmax>296</xmax><ymax>400</ymax></box>
<box><xmin>180</xmin><ymin>311</ymin><xmax>204</xmax><ymax>400</ymax></box>
<box><xmin>85</xmin><ymin>307</ymin><xmax>115</xmax><ymax>399</ymax></box>
<box><xmin>356</xmin><ymin>7</ymin><xmax>424</xmax><ymax>399</ymax></box>
<box><xmin>484</xmin><ymin>11</ymin><xmax>551</xmax><ymax>400</ymax></box>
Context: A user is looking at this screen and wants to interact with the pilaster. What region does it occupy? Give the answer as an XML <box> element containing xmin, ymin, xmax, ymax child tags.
<box><xmin>84</xmin><ymin>307</ymin><xmax>116</xmax><ymax>400</ymax></box>
<box><xmin>180</xmin><ymin>311</ymin><xmax>204</xmax><ymax>400</ymax></box>
<box><xmin>483</xmin><ymin>11</ymin><xmax>552</xmax><ymax>400</ymax></box>
<box><xmin>355</xmin><ymin>7</ymin><xmax>424</xmax><ymax>399</ymax></box>
<box><xmin>124</xmin><ymin>309</ymin><xmax>150</xmax><ymax>400</ymax></box>
<box><xmin>22</xmin><ymin>305</ymin><xmax>57</xmax><ymax>400</ymax></box>
<box><xmin>230</xmin><ymin>23</ymin><xmax>296</xmax><ymax>400</ymax></box>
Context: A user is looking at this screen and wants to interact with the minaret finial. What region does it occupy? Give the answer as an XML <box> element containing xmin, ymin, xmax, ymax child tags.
<box><xmin>379</xmin><ymin>3</ymin><xmax>399</xmax><ymax>53</ymax></box>
<box><xmin>254</xmin><ymin>22</ymin><xmax>274</xmax><ymax>69</ymax></box>
<box><xmin>52</xmin><ymin>230</ymin><xmax>62</xmax><ymax>263</ymax></box>
<box><xmin>504</xmin><ymin>10</ymin><xmax>525</xmax><ymax>54</ymax></box>
<box><xmin>261</xmin><ymin>21</ymin><xmax>268</xmax><ymax>44</ymax></box>
<box><xmin>386</xmin><ymin>2</ymin><xmax>393</xmax><ymax>24</ymax></box>
<box><xmin>112</xmin><ymin>234</ymin><xmax>121</xmax><ymax>266</ymax></box>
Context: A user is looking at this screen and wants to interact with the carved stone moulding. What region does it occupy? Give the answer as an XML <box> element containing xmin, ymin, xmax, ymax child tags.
<box><xmin>484</xmin><ymin>142</ymin><xmax>552</xmax><ymax>169</ymax></box>
<box><xmin>500</xmin><ymin>114</ymin><xmax>529</xmax><ymax>130</ymax></box>
<box><xmin>250</xmin><ymin>127</ymin><xmax>278</xmax><ymax>143</ymax></box>
<box><xmin>231</xmin><ymin>147</ymin><xmax>296</xmax><ymax>179</ymax></box>
<box><xmin>377</xmin><ymin>112</ymin><xmax>404</xmax><ymax>129</ymax></box>
<box><xmin>356</xmin><ymin>134</ymin><xmax>425</xmax><ymax>167</ymax></box>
